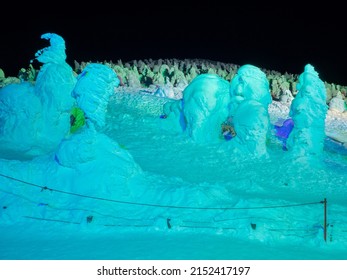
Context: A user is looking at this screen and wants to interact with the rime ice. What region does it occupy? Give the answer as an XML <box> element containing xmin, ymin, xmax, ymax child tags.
<box><xmin>286</xmin><ymin>64</ymin><xmax>328</xmax><ymax>158</ymax></box>
<box><xmin>0</xmin><ymin>33</ymin><xmax>75</xmax><ymax>159</ymax></box>
<box><xmin>182</xmin><ymin>73</ymin><xmax>230</xmax><ymax>143</ymax></box>
<box><xmin>229</xmin><ymin>64</ymin><xmax>272</xmax><ymax>117</ymax></box>
<box><xmin>72</xmin><ymin>63</ymin><xmax>120</xmax><ymax>128</ymax></box>
<box><xmin>229</xmin><ymin>65</ymin><xmax>272</xmax><ymax>156</ymax></box>
<box><xmin>162</xmin><ymin>65</ymin><xmax>272</xmax><ymax>156</ymax></box>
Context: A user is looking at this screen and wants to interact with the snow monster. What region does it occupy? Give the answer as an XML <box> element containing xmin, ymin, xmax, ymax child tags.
<box><xmin>286</xmin><ymin>64</ymin><xmax>328</xmax><ymax>158</ymax></box>
<box><xmin>228</xmin><ymin>64</ymin><xmax>272</xmax><ymax>157</ymax></box>
<box><xmin>0</xmin><ymin>33</ymin><xmax>76</xmax><ymax>160</ymax></box>
<box><xmin>162</xmin><ymin>65</ymin><xmax>272</xmax><ymax>157</ymax></box>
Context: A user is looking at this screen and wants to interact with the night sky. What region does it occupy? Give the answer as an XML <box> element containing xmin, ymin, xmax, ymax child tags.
<box><xmin>2</xmin><ymin>3</ymin><xmax>347</xmax><ymax>85</ymax></box>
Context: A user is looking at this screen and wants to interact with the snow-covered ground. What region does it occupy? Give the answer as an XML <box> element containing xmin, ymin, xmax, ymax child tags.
<box><xmin>2</xmin><ymin>86</ymin><xmax>346</xmax><ymax>260</ymax></box>
<box><xmin>0</xmin><ymin>33</ymin><xmax>346</xmax><ymax>261</ymax></box>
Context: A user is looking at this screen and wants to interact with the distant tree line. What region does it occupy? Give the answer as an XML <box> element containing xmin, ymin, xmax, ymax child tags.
<box><xmin>1</xmin><ymin>58</ymin><xmax>346</xmax><ymax>109</ymax></box>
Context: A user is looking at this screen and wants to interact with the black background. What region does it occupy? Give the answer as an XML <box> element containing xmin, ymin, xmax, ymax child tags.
<box><xmin>2</xmin><ymin>2</ymin><xmax>346</xmax><ymax>85</ymax></box>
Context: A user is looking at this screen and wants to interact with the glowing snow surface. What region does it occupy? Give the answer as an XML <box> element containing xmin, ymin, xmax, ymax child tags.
<box><xmin>0</xmin><ymin>34</ymin><xmax>347</xmax><ymax>260</ymax></box>
<box><xmin>1</xmin><ymin>89</ymin><xmax>347</xmax><ymax>260</ymax></box>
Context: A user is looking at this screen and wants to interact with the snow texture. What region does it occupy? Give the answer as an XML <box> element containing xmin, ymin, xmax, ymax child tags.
<box><xmin>228</xmin><ymin>65</ymin><xmax>272</xmax><ymax>157</ymax></box>
<box><xmin>229</xmin><ymin>64</ymin><xmax>272</xmax><ymax>117</ymax></box>
<box><xmin>182</xmin><ymin>73</ymin><xmax>230</xmax><ymax>143</ymax></box>
<box><xmin>1</xmin><ymin>34</ymin><xmax>347</xmax><ymax>260</ymax></box>
<box><xmin>162</xmin><ymin>65</ymin><xmax>272</xmax><ymax>157</ymax></box>
<box><xmin>0</xmin><ymin>33</ymin><xmax>75</xmax><ymax>160</ymax></box>
<box><xmin>329</xmin><ymin>91</ymin><xmax>346</xmax><ymax>113</ymax></box>
<box><xmin>286</xmin><ymin>64</ymin><xmax>328</xmax><ymax>159</ymax></box>
<box><xmin>72</xmin><ymin>63</ymin><xmax>120</xmax><ymax>128</ymax></box>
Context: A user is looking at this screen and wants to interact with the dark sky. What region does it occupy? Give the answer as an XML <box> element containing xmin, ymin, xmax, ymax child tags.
<box><xmin>2</xmin><ymin>3</ymin><xmax>347</xmax><ymax>85</ymax></box>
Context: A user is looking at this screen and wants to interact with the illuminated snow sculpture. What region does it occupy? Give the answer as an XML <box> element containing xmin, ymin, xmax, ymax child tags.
<box><xmin>182</xmin><ymin>74</ymin><xmax>230</xmax><ymax>143</ymax></box>
<box><xmin>72</xmin><ymin>63</ymin><xmax>119</xmax><ymax>129</ymax></box>
<box><xmin>229</xmin><ymin>64</ymin><xmax>272</xmax><ymax>117</ymax></box>
<box><xmin>229</xmin><ymin>65</ymin><xmax>272</xmax><ymax>156</ymax></box>
<box><xmin>0</xmin><ymin>33</ymin><xmax>76</xmax><ymax>160</ymax></box>
<box><xmin>0</xmin><ymin>33</ymin><xmax>142</xmax><ymax>201</ymax></box>
<box><xmin>162</xmin><ymin>98</ymin><xmax>186</xmax><ymax>133</ymax></box>
<box><xmin>329</xmin><ymin>91</ymin><xmax>346</xmax><ymax>113</ymax></box>
<box><xmin>163</xmin><ymin>74</ymin><xmax>230</xmax><ymax>143</ymax></box>
<box><xmin>55</xmin><ymin>63</ymin><xmax>142</xmax><ymax>195</ymax></box>
<box><xmin>232</xmin><ymin>100</ymin><xmax>270</xmax><ymax>156</ymax></box>
<box><xmin>286</xmin><ymin>64</ymin><xmax>328</xmax><ymax>157</ymax></box>
<box><xmin>162</xmin><ymin>66</ymin><xmax>272</xmax><ymax>153</ymax></box>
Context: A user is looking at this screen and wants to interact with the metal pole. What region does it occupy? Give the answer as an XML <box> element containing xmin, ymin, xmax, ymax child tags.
<box><xmin>323</xmin><ymin>198</ymin><xmax>327</xmax><ymax>242</ymax></box>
